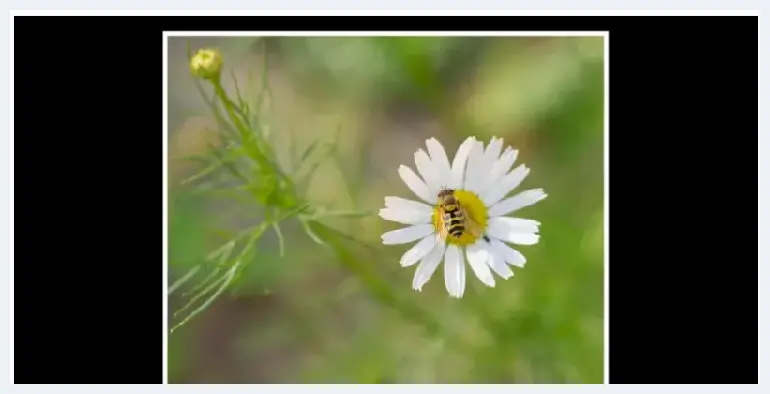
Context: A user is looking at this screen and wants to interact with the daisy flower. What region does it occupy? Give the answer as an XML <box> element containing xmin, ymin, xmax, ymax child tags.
<box><xmin>379</xmin><ymin>137</ymin><xmax>547</xmax><ymax>298</ymax></box>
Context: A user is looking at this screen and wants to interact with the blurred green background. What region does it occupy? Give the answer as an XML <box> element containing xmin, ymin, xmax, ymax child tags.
<box><xmin>167</xmin><ymin>36</ymin><xmax>604</xmax><ymax>383</ymax></box>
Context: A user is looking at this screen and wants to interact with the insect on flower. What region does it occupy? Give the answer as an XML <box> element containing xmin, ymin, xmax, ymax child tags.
<box><xmin>379</xmin><ymin>137</ymin><xmax>547</xmax><ymax>298</ymax></box>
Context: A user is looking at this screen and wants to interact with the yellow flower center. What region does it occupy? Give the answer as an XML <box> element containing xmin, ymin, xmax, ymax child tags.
<box><xmin>431</xmin><ymin>189</ymin><xmax>489</xmax><ymax>247</ymax></box>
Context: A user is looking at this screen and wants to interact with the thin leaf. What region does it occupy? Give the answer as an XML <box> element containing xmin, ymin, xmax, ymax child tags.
<box><xmin>170</xmin><ymin>261</ymin><xmax>240</xmax><ymax>334</ymax></box>
<box><xmin>272</xmin><ymin>222</ymin><xmax>285</xmax><ymax>257</ymax></box>
<box><xmin>172</xmin><ymin>153</ymin><xmax>213</xmax><ymax>164</ymax></box>
<box><xmin>254</xmin><ymin>42</ymin><xmax>272</xmax><ymax>117</ymax></box>
<box><xmin>330</xmin><ymin>142</ymin><xmax>368</xmax><ymax>203</ymax></box>
<box><xmin>173</xmin><ymin>226</ymin><xmax>266</xmax><ymax>328</ymax></box>
<box><xmin>206</xmin><ymin>141</ymin><xmax>248</xmax><ymax>182</ymax></box>
<box><xmin>192</xmin><ymin>78</ymin><xmax>237</xmax><ymax>138</ymax></box>
<box><xmin>231</xmin><ymin>70</ymin><xmax>247</xmax><ymax>112</ymax></box>
<box><xmin>174</xmin><ymin>270</ymin><xmax>229</xmax><ymax>318</ymax></box>
<box><xmin>168</xmin><ymin>266</ymin><xmax>201</xmax><ymax>295</ymax></box>
<box><xmin>299</xmin><ymin>218</ymin><xmax>328</xmax><ymax>247</ymax></box>
<box><xmin>180</xmin><ymin>141</ymin><xmax>249</xmax><ymax>186</ymax></box>
<box><xmin>312</xmin><ymin>221</ymin><xmax>386</xmax><ymax>253</ymax></box>
<box><xmin>206</xmin><ymin>239</ymin><xmax>236</xmax><ymax>262</ymax></box>
<box><xmin>294</xmin><ymin>143</ymin><xmax>336</xmax><ymax>190</ymax></box>
<box><xmin>309</xmin><ymin>209</ymin><xmax>375</xmax><ymax>219</ymax></box>
<box><xmin>230</xmin><ymin>71</ymin><xmax>253</xmax><ymax>129</ymax></box>
<box><xmin>298</xmin><ymin>140</ymin><xmax>321</xmax><ymax>164</ymax></box>
<box><xmin>273</xmin><ymin>203</ymin><xmax>310</xmax><ymax>220</ymax></box>
<box><xmin>228</xmin><ymin>246</ymin><xmax>257</xmax><ymax>293</ymax></box>
<box><xmin>182</xmin><ymin>240</ymin><xmax>236</xmax><ymax>297</ymax></box>
<box><xmin>179</xmin><ymin>161</ymin><xmax>222</xmax><ymax>186</ymax></box>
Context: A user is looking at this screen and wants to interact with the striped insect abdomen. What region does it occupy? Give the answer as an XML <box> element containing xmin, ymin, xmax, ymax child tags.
<box><xmin>442</xmin><ymin>207</ymin><xmax>466</xmax><ymax>238</ymax></box>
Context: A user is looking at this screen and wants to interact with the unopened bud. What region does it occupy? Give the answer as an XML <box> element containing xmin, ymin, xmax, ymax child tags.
<box><xmin>189</xmin><ymin>48</ymin><xmax>223</xmax><ymax>81</ymax></box>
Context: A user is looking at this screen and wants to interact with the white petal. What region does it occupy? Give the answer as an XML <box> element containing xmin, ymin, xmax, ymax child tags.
<box><xmin>509</xmin><ymin>233</ymin><xmax>539</xmax><ymax>245</ymax></box>
<box><xmin>488</xmin><ymin>189</ymin><xmax>548</xmax><ymax>217</ymax></box>
<box><xmin>378</xmin><ymin>207</ymin><xmax>431</xmax><ymax>225</ymax></box>
<box><xmin>462</xmin><ymin>141</ymin><xmax>486</xmax><ymax>192</ymax></box>
<box><xmin>489</xmin><ymin>238</ymin><xmax>527</xmax><ymax>267</ymax></box>
<box><xmin>384</xmin><ymin>196</ymin><xmax>433</xmax><ymax>214</ymax></box>
<box><xmin>475</xmin><ymin>138</ymin><xmax>504</xmax><ymax>193</ymax></box>
<box><xmin>485</xmin><ymin>244</ymin><xmax>514</xmax><ymax>278</ymax></box>
<box><xmin>414</xmin><ymin>149</ymin><xmax>441</xmax><ymax>196</ymax></box>
<box><xmin>465</xmin><ymin>242</ymin><xmax>496</xmax><ymax>287</ymax></box>
<box><xmin>486</xmin><ymin>217</ymin><xmax>541</xmax><ymax>245</ymax></box>
<box><xmin>482</xmin><ymin>164</ymin><xmax>530</xmax><ymax>206</ymax></box>
<box><xmin>412</xmin><ymin>241</ymin><xmax>446</xmax><ymax>291</ymax></box>
<box><xmin>398</xmin><ymin>165</ymin><xmax>436</xmax><ymax>204</ymax></box>
<box><xmin>426</xmin><ymin>138</ymin><xmax>452</xmax><ymax>189</ymax></box>
<box><xmin>382</xmin><ymin>224</ymin><xmax>434</xmax><ymax>245</ymax></box>
<box><xmin>488</xmin><ymin>217</ymin><xmax>541</xmax><ymax>233</ymax></box>
<box><xmin>399</xmin><ymin>235</ymin><xmax>437</xmax><ymax>267</ymax></box>
<box><xmin>485</xmin><ymin>137</ymin><xmax>503</xmax><ymax>162</ymax></box>
<box><xmin>479</xmin><ymin>147</ymin><xmax>518</xmax><ymax>197</ymax></box>
<box><xmin>443</xmin><ymin>244</ymin><xmax>466</xmax><ymax>298</ymax></box>
<box><xmin>449</xmin><ymin>137</ymin><xmax>476</xmax><ymax>189</ymax></box>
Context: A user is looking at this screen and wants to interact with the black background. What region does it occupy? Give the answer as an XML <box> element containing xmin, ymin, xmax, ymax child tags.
<box><xmin>12</xmin><ymin>16</ymin><xmax>759</xmax><ymax>384</ymax></box>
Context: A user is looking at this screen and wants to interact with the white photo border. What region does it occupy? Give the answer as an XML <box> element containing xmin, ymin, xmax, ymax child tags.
<box><xmin>5</xmin><ymin>8</ymin><xmax>763</xmax><ymax>389</ymax></box>
<box><xmin>164</xmin><ymin>29</ymin><xmax>608</xmax><ymax>385</ymax></box>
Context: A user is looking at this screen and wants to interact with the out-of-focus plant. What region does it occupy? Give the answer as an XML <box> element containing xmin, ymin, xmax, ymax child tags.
<box><xmin>169</xmin><ymin>44</ymin><xmax>445</xmax><ymax>337</ymax></box>
<box><xmin>169</xmin><ymin>37</ymin><xmax>604</xmax><ymax>384</ymax></box>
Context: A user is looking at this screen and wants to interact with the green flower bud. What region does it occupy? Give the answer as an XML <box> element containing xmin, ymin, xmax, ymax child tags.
<box><xmin>189</xmin><ymin>48</ymin><xmax>223</xmax><ymax>81</ymax></box>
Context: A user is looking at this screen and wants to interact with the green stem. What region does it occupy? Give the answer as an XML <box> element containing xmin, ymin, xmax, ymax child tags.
<box><xmin>210</xmin><ymin>79</ymin><xmax>299</xmax><ymax>207</ymax></box>
<box><xmin>309</xmin><ymin>221</ymin><xmax>445</xmax><ymax>339</ymax></box>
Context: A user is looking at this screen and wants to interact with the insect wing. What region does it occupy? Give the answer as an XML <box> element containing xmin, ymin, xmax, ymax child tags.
<box><xmin>436</xmin><ymin>206</ymin><xmax>449</xmax><ymax>239</ymax></box>
<box><xmin>465</xmin><ymin>209</ymin><xmax>485</xmax><ymax>238</ymax></box>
